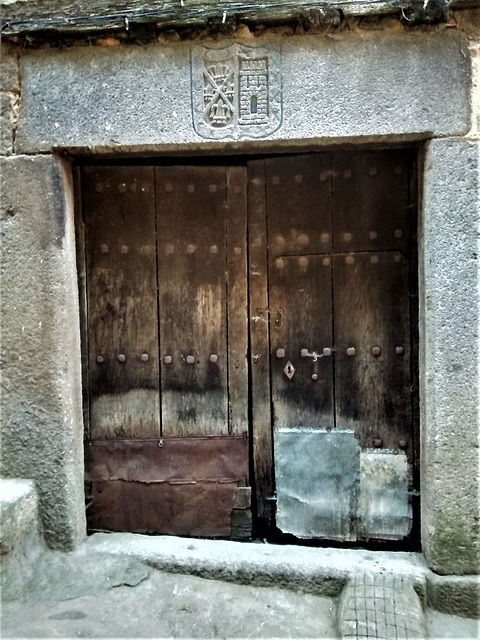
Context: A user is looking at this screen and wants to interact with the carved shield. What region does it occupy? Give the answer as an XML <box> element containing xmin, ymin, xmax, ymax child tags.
<box><xmin>191</xmin><ymin>43</ymin><xmax>282</xmax><ymax>140</ymax></box>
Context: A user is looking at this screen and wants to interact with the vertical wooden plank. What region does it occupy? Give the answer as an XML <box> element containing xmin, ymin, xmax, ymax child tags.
<box><xmin>268</xmin><ymin>255</ymin><xmax>334</xmax><ymax>429</ymax></box>
<box><xmin>333</xmin><ymin>251</ymin><xmax>412</xmax><ymax>451</ymax></box>
<box><xmin>332</xmin><ymin>150</ymin><xmax>410</xmax><ymax>254</ymax></box>
<box><xmin>83</xmin><ymin>166</ymin><xmax>160</xmax><ymax>440</ymax></box>
<box><xmin>226</xmin><ymin>167</ymin><xmax>249</xmax><ymax>436</ymax></box>
<box><xmin>265</xmin><ymin>153</ymin><xmax>334</xmax><ymax>430</ymax></box>
<box><xmin>247</xmin><ymin>159</ymin><xmax>273</xmax><ymax>521</ymax></box>
<box><xmin>265</xmin><ymin>153</ymin><xmax>333</xmax><ymax>258</ymax></box>
<box><xmin>75</xmin><ymin>167</ymin><xmax>90</xmax><ymax>439</ymax></box>
<box><xmin>156</xmin><ymin>166</ymin><xmax>229</xmax><ymax>436</ymax></box>
<box><xmin>408</xmin><ymin>152</ymin><xmax>420</xmax><ymax>487</ymax></box>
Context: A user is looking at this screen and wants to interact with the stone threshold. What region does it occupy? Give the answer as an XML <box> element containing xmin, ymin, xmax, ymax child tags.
<box><xmin>82</xmin><ymin>532</ymin><xmax>429</xmax><ymax>599</ymax></box>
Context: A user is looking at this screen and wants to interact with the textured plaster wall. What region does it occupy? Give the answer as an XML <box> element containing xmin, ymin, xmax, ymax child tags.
<box><xmin>0</xmin><ymin>155</ymin><xmax>86</xmax><ymax>549</ymax></box>
<box><xmin>0</xmin><ymin>19</ymin><xmax>479</xmax><ymax>571</ymax></box>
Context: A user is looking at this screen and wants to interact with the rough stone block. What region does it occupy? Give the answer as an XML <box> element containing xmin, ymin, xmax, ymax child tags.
<box><xmin>0</xmin><ymin>478</ymin><xmax>45</xmax><ymax>601</ymax></box>
<box><xmin>15</xmin><ymin>31</ymin><xmax>471</xmax><ymax>153</ymax></box>
<box><xmin>0</xmin><ymin>42</ymin><xmax>19</xmax><ymax>92</ymax></box>
<box><xmin>0</xmin><ymin>155</ymin><xmax>86</xmax><ymax>550</ymax></box>
<box><xmin>420</xmin><ymin>138</ymin><xmax>480</xmax><ymax>575</ymax></box>
<box><xmin>426</xmin><ymin>573</ymin><xmax>480</xmax><ymax>618</ymax></box>
<box><xmin>0</xmin><ymin>479</ymin><xmax>39</xmax><ymax>555</ymax></box>
<box><xmin>0</xmin><ymin>92</ymin><xmax>13</xmax><ymax>155</ymax></box>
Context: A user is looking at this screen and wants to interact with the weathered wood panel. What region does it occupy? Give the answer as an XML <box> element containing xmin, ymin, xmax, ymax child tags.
<box><xmin>331</xmin><ymin>150</ymin><xmax>411</xmax><ymax>254</ymax></box>
<box><xmin>1</xmin><ymin>0</ymin><xmax>429</xmax><ymax>35</ymax></box>
<box><xmin>247</xmin><ymin>159</ymin><xmax>273</xmax><ymax>522</ymax></box>
<box><xmin>156</xmin><ymin>166</ymin><xmax>228</xmax><ymax>436</ymax></box>
<box><xmin>74</xmin><ymin>167</ymin><xmax>90</xmax><ymax>438</ymax></box>
<box><xmin>83</xmin><ymin>166</ymin><xmax>160</xmax><ymax>439</ymax></box>
<box><xmin>333</xmin><ymin>251</ymin><xmax>412</xmax><ymax>450</ymax></box>
<box><xmin>226</xmin><ymin>167</ymin><xmax>249</xmax><ymax>436</ymax></box>
<box><xmin>265</xmin><ymin>154</ymin><xmax>333</xmax><ymax>258</ymax></box>
<box><xmin>268</xmin><ymin>255</ymin><xmax>334</xmax><ymax>429</ymax></box>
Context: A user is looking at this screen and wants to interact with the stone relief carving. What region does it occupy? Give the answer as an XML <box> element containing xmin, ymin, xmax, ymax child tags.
<box><xmin>191</xmin><ymin>43</ymin><xmax>282</xmax><ymax>140</ymax></box>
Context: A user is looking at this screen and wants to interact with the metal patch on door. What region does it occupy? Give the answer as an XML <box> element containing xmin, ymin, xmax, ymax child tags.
<box><xmin>191</xmin><ymin>43</ymin><xmax>282</xmax><ymax>140</ymax></box>
<box><xmin>274</xmin><ymin>427</ymin><xmax>360</xmax><ymax>541</ymax></box>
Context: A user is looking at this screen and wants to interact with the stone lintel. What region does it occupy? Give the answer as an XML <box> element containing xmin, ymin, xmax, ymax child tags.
<box><xmin>15</xmin><ymin>30</ymin><xmax>471</xmax><ymax>154</ymax></box>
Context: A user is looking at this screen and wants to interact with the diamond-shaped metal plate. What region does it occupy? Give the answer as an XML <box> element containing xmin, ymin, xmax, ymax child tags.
<box><xmin>283</xmin><ymin>361</ymin><xmax>295</xmax><ymax>380</ymax></box>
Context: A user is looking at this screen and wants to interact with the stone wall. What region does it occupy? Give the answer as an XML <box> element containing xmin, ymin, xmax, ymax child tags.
<box><xmin>0</xmin><ymin>11</ymin><xmax>478</xmax><ymax>572</ymax></box>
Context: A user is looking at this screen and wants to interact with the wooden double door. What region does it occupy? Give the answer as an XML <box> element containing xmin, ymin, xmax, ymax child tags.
<box><xmin>80</xmin><ymin>150</ymin><xmax>416</xmax><ymax>541</ymax></box>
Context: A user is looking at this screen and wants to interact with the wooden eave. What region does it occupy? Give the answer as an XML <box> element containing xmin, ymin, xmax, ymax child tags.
<box><xmin>0</xmin><ymin>0</ymin><xmax>476</xmax><ymax>35</ymax></box>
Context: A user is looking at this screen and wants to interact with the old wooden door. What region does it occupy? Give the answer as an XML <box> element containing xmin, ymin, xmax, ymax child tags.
<box><xmin>249</xmin><ymin>150</ymin><xmax>417</xmax><ymax>542</ymax></box>
<box><xmin>81</xmin><ymin>165</ymin><xmax>250</xmax><ymax>538</ymax></box>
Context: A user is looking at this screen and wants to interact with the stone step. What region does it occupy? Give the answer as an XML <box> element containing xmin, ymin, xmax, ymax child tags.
<box><xmin>0</xmin><ymin>478</ymin><xmax>44</xmax><ymax>600</ymax></box>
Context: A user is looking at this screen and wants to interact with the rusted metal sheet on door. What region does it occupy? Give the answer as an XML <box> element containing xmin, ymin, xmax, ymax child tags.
<box><xmin>85</xmin><ymin>436</ymin><xmax>248</xmax><ymax>536</ymax></box>
<box><xmin>332</xmin><ymin>251</ymin><xmax>412</xmax><ymax>451</ymax></box>
<box><xmin>85</xmin><ymin>436</ymin><xmax>249</xmax><ymax>483</ymax></box>
<box><xmin>82</xmin><ymin>166</ymin><xmax>160</xmax><ymax>440</ymax></box>
<box><xmin>88</xmin><ymin>481</ymin><xmax>238</xmax><ymax>537</ymax></box>
<box><xmin>155</xmin><ymin>166</ymin><xmax>229</xmax><ymax>437</ymax></box>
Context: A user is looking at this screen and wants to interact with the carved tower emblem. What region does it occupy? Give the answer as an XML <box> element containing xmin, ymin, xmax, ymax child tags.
<box><xmin>191</xmin><ymin>43</ymin><xmax>282</xmax><ymax>140</ymax></box>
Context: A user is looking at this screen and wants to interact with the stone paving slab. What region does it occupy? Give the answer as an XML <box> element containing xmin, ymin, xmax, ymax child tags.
<box><xmin>338</xmin><ymin>574</ymin><xmax>426</xmax><ymax>640</ymax></box>
<box><xmin>1</xmin><ymin>553</ymin><xmax>337</xmax><ymax>638</ymax></box>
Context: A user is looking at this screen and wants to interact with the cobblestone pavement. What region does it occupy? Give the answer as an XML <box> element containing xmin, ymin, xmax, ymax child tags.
<box><xmin>338</xmin><ymin>574</ymin><xmax>426</xmax><ymax>640</ymax></box>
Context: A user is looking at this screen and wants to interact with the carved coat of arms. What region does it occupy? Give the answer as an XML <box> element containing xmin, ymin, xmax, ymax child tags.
<box><xmin>191</xmin><ymin>43</ymin><xmax>282</xmax><ymax>140</ymax></box>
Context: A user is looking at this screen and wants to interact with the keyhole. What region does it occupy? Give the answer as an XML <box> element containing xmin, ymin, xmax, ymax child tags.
<box><xmin>283</xmin><ymin>361</ymin><xmax>295</xmax><ymax>380</ymax></box>
<box><xmin>250</xmin><ymin>95</ymin><xmax>258</xmax><ymax>114</ymax></box>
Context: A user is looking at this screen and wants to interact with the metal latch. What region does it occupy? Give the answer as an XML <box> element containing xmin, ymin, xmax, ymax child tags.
<box><xmin>253</xmin><ymin>308</ymin><xmax>283</xmax><ymax>328</ymax></box>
